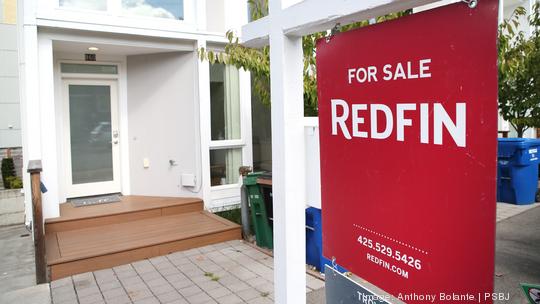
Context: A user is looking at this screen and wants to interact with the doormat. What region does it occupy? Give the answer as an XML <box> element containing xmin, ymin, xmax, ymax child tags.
<box><xmin>70</xmin><ymin>194</ymin><xmax>121</xmax><ymax>207</ymax></box>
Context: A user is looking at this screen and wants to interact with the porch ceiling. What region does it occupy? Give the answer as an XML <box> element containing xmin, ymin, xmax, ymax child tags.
<box><xmin>53</xmin><ymin>40</ymin><xmax>189</xmax><ymax>56</ymax></box>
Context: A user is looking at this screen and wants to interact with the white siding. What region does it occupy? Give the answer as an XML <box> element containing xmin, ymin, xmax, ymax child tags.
<box><xmin>0</xmin><ymin>23</ymin><xmax>21</xmax><ymax>148</ymax></box>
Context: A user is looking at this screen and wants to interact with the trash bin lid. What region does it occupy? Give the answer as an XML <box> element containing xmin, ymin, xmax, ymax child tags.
<box><xmin>498</xmin><ymin>138</ymin><xmax>540</xmax><ymax>158</ymax></box>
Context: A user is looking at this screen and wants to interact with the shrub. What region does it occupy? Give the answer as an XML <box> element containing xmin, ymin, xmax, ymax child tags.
<box><xmin>1</xmin><ymin>158</ymin><xmax>16</xmax><ymax>189</ymax></box>
<box><xmin>9</xmin><ymin>177</ymin><xmax>22</xmax><ymax>189</ymax></box>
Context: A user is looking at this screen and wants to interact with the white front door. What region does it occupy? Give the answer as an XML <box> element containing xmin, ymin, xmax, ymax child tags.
<box><xmin>63</xmin><ymin>79</ymin><xmax>121</xmax><ymax>198</ymax></box>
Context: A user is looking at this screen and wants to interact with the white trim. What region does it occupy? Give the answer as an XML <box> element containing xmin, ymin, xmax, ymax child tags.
<box><xmin>197</xmin><ymin>39</ymin><xmax>212</xmax><ymax>210</ymax></box>
<box><xmin>61</xmin><ymin>78</ymin><xmax>122</xmax><ymax>198</ymax></box>
<box><xmin>209</xmin><ymin>140</ymin><xmax>245</xmax><ymax>149</ymax></box>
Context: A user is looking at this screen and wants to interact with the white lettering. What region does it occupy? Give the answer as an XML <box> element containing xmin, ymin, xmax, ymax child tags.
<box><xmin>420</xmin><ymin>103</ymin><xmax>429</xmax><ymax>144</ymax></box>
<box><xmin>419</xmin><ymin>58</ymin><xmax>431</xmax><ymax>78</ymax></box>
<box><xmin>434</xmin><ymin>103</ymin><xmax>466</xmax><ymax>147</ymax></box>
<box><xmin>352</xmin><ymin>104</ymin><xmax>368</xmax><ymax>138</ymax></box>
<box><xmin>370</xmin><ymin>104</ymin><xmax>393</xmax><ymax>139</ymax></box>
<box><xmin>331</xmin><ymin>99</ymin><xmax>352</xmax><ymax>140</ymax></box>
<box><xmin>396</xmin><ymin>104</ymin><xmax>416</xmax><ymax>142</ymax></box>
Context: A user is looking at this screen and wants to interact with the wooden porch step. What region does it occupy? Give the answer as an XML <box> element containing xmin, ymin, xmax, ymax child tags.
<box><xmin>45</xmin><ymin>196</ymin><xmax>203</xmax><ymax>233</ymax></box>
<box><xmin>46</xmin><ymin>211</ymin><xmax>241</xmax><ymax>280</ymax></box>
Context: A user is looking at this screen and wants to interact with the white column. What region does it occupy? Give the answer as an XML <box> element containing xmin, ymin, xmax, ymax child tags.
<box><xmin>239</xmin><ymin>69</ymin><xmax>253</xmax><ymax>168</ymax></box>
<box><xmin>197</xmin><ymin>39</ymin><xmax>212</xmax><ymax>208</ymax></box>
<box><xmin>38</xmin><ymin>36</ymin><xmax>60</xmax><ymax>219</ymax></box>
<box><xmin>18</xmin><ymin>0</ymin><xmax>42</xmax><ymax>224</ymax></box>
<box><xmin>268</xmin><ymin>1</ymin><xmax>306</xmax><ymax>303</ymax></box>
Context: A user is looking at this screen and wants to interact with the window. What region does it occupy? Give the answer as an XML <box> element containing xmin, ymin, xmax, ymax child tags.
<box><xmin>210</xmin><ymin>148</ymin><xmax>242</xmax><ymax>186</ymax></box>
<box><xmin>59</xmin><ymin>0</ymin><xmax>107</xmax><ymax>11</ymax></box>
<box><xmin>121</xmin><ymin>0</ymin><xmax>184</xmax><ymax>20</ymax></box>
<box><xmin>58</xmin><ymin>0</ymin><xmax>184</xmax><ymax>20</ymax></box>
<box><xmin>209</xmin><ymin>63</ymin><xmax>243</xmax><ymax>186</ymax></box>
<box><xmin>210</xmin><ymin>63</ymin><xmax>241</xmax><ymax>140</ymax></box>
<box><xmin>61</xmin><ymin>63</ymin><xmax>118</xmax><ymax>75</ymax></box>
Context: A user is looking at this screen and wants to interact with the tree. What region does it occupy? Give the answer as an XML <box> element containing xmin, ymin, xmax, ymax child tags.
<box><xmin>199</xmin><ymin>0</ymin><xmax>410</xmax><ymax>116</ymax></box>
<box><xmin>499</xmin><ymin>5</ymin><xmax>540</xmax><ymax>137</ymax></box>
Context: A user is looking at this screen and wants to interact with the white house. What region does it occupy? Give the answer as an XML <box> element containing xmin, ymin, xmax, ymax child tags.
<box><xmin>18</xmin><ymin>0</ymin><xmax>254</xmax><ymax>222</ymax></box>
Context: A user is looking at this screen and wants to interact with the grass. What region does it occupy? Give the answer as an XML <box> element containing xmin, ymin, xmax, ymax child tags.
<box><xmin>215</xmin><ymin>208</ymin><xmax>242</xmax><ymax>225</ymax></box>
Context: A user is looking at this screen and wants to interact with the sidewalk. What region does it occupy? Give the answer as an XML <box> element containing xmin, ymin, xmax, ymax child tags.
<box><xmin>0</xmin><ymin>224</ymin><xmax>35</xmax><ymax>294</ymax></box>
<box><xmin>494</xmin><ymin>204</ymin><xmax>540</xmax><ymax>303</ymax></box>
<box><xmin>50</xmin><ymin>240</ymin><xmax>324</xmax><ymax>304</ymax></box>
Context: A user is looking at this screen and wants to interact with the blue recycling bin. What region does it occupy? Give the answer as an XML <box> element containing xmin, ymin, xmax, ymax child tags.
<box><xmin>305</xmin><ymin>207</ymin><xmax>347</xmax><ymax>272</ymax></box>
<box><xmin>497</xmin><ymin>138</ymin><xmax>540</xmax><ymax>205</ymax></box>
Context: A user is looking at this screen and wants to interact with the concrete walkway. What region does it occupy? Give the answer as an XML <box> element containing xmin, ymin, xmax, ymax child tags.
<box><xmin>495</xmin><ymin>204</ymin><xmax>540</xmax><ymax>304</ymax></box>
<box><xmin>50</xmin><ymin>240</ymin><xmax>325</xmax><ymax>304</ymax></box>
<box><xmin>0</xmin><ymin>224</ymin><xmax>35</xmax><ymax>294</ymax></box>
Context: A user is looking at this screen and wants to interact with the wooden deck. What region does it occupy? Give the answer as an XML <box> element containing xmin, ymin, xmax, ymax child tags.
<box><xmin>44</xmin><ymin>196</ymin><xmax>241</xmax><ymax>280</ymax></box>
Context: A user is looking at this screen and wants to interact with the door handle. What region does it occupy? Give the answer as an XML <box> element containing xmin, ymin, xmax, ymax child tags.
<box><xmin>113</xmin><ymin>130</ymin><xmax>119</xmax><ymax>138</ymax></box>
<box><xmin>113</xmin><ymin>140</ymin><xmax>119</xmax><ymax>145</ymax></box>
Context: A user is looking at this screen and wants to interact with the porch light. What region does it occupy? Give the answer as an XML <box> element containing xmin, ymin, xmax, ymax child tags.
<box><xmin>88</xmin><ymin>46</ymin><xmax>99</xmax><ymax>51</ymax></box>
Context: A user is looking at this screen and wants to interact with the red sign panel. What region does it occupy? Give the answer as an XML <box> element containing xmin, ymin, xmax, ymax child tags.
<box><xmin>317</xmin><ymin>1</ymin><xmax>498</xmax><ymax>303</ymax></box>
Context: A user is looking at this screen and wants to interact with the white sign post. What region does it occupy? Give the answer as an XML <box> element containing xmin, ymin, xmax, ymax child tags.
<box><xmin>241</xmin><ymin>1</ymin><xmax>439</xmax><ymax>303</ymax></box>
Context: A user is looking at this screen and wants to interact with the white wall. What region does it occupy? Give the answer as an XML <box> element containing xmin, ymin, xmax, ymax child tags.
<box><xmin>0</xmin><ymin>23</ymin><xmax>21</xmax><ymax>148</ymax></box>
<box><xmin>304</xmin><ymin>118</ymin><xmax>321</xmax><ymax>209</ymax></box>
<box><xmin>127</xmin><ymin>51</ymin><xmax>203</xmax><ymax>198</ymax></box>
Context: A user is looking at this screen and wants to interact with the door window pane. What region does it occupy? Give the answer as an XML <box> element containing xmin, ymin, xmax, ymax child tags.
<box><xmin>69</xmin><ymin>85</ymin><xmax>114</xmax><ymax>184</ymax></box>
<box><xmin>59</xmin><ymin>0</ymin><xmax>107</xmax><ymax>11</ymax></box>
<box><xmin>210</xmin><ymin>63</ymin><xmax>241</xmax><ymax>140</ymax></box>
<box><xmin>122</xmin><ymin>0</ymin><xmax>184</xmax><ymax>20</ymax></box>
<box><xmin>210</xmin><ymin>148</ymin><xmax>242</xmax><ymax>186</ymax></box>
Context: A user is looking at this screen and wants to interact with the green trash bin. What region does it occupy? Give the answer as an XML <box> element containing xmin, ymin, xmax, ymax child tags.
<box><xmin>244</xmin><ymin>172</ymin><xmax>273</xmax><ymax>249</ymax></box>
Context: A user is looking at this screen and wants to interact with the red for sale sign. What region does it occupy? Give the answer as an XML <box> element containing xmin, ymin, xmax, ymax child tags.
<box><xmin>317</xmin><ymin>1</ymin><xmax>498</xmax><ymax>303</ymax></box>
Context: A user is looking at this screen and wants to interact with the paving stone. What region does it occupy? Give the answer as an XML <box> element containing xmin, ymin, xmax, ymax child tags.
<box><xmin>190</xmin><ymin>275</ymin><xmax>211</xmax><ymax>284</ymax></box>
<box><xmin>245</xmin><ymin>277</ymin><xmax>266</xmax><ymax>288</ymax></box>
<box><xmin>51</xmin><ymin>290</ymin><xmax>78</xmax><ymax>303</ymax></box>
<box><xmin>236</xmin><ymin>288</ymin><xmax>261</xmax><ymax>301</ymax></box>
<box><xmin>77</xmin><ymin>286</ymin><xmax>102</xmax><ymax>298</ymax></box>
<box><xmin>79</xmin><ymin>292</ymin><xmax>105</xmax><ymax>304</ymax></box>
<box><xmin>119</xmin><ymin>275</ymin><xmax>145</xmax><ymax>287</ymax></box>
<box><xmin>51</xmin><ymin>277</ymin><xmax>73</xmax><ymax>289</ymax></box>
<box><xmin>165</xmin><ymin>299</ymin><xmax>189</xmax><ymax>304</ymax></box>
<box><xmin>102</xmin><ymin>287</ymin><xmax>127</xmax><ymax>300</ymax></box>
<box><xmin>141</xmin><ymin>271</ymin><xmax>162</xmax><ymax>282</ymax></box>
<box><xmin>196</xmin><ymin>280</ymin><xmax>222</xmax><ymax>291</ymax></box>
<box><xmin>149</xmin><ymin>283</ymin><xmax>175</xmax><ymax>295</ymax></box>
<box><xmin>186</xmin><ymin>292</ymin><xmax>214</xmax><ymax>304</ymax></box>
<box><xmin>306</xmin><ymin>276</ymin><xmax>325</xmax><ymax>290</ymax></box>
<box><xmin>246</xmin><ymin>297</ymin><xmax>273</xmax><ymax>304</ymax></box>
<box><xmin>225</xmin><ymin>281</ymin><xmax>250</xmax><ymax>293</ymax></box>
<box><xmin>145</xmin><ymin>277</ymin><xmax>169</xmax><ymax>288</ymax></box>
<box><xmin>167</xmin><ymin>251</ymin><xmax>185</xmax><ymax>260</ymax></box>
<box><xmin>178</xmin><ymin>285</ymin><xmax>203</xmax><ymax>298</ymax></box>
<box><xmin>205</xmin><ymin>286</ymin><xmax>231</xmax><ymax>299</ymax></box>
<box><xmin>105</xmin><ymin>294</ymin><xmax>132</xmax><ymax>304</ymax></box>
<box><xmin>149</xmin><ymin>256</ymin><xmax>169</xmax><ymax>266</ymax></box>
<box><xmin>133</xmin><ymin>264</ymin><xmax>156</xmax><ymax>275</ymax></box>
<box><xmin>164</xmin><ymin>273</ymin><xmax>188</xmax><ymax>283</ymax></box>
<box><xmin>252</xmin><ymin>282</ymin><xmax>272</xmax><ymax>294</ymax></box>
<box><xmin>217</xmin><ymin>275</ymin><xmax>241</xmax><ymax>286</ymax></box>
<box><xmin>115</xmin><ymin>269</ymin><xmax>138</xmax><ymax>280</ymax></box>
<box><xmin>124</xmin><ymin>282</ymin><xmax>150</xmax><ymax>293</ymax></box>
<box><xmin>133</xmin><ymin>297</ymin><xmax>160</xmax><ymax>304</ymax></box>
<box><xmin>113</xmin><ymin>264</ymin><xmax>133</xmax><ymax>273</ymax></box>
<box><xmin>215</xmin><ymin>293</ymin><xmax>244</xmax><ymax>304</ymax></box>
<box><xmin>94</xmin><ymin>269</ymin><xmax>117</xmax><ymax>283</ymax></box>
<box><xmin>159</xmin><ymin>266</ymin><xmax>182</xmax><ymax>276</ymax></box>
<box><xmin>155</xmin><ymin>290</ymin><xmax>182</xmax><ymax>303</ymax></box>
<box><xmin>97</xmin><ymin>280</ymin><xmax>123</xmax><ymax>292</ymax></box>
<box><xmin>52</xmin><ymin>284</ymin><xmax>75</xmax><ymax>297</ymax></box>
<box><xmin>183</xmin><ymin>248</ymin><xmax>201</xmax><ymax>257</ymax></box>
<box><xmin>170</xmin><ymin>279</ymin><xmax>195</xmax><ymax>290</ymax></box>
<box><xmin>127</xmin><ymin>288</ymin><xmax>154</xmax><ymax>301</ymax></box>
